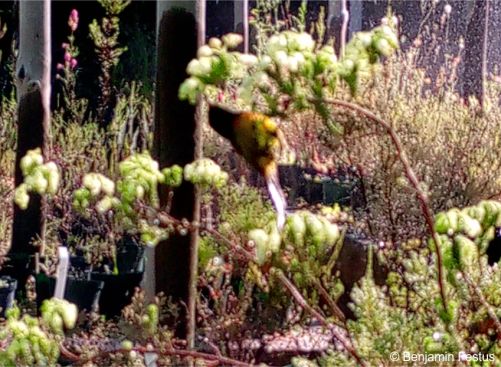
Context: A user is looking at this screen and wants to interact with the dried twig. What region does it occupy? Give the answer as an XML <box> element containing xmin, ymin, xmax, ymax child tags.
<box><xmin>65</xmin><ymin>344</ymin><xmax>255</xmax><ymax>367</ymax></box>
<box><xmin>273</xmin><ymin>268</ymin><xmax>366</xmax><ymax>367</ymax></box>
<box><xmin>462</xmin><ymin>272</ymin><xmax>501</xmax><ymax>336</ymax></box>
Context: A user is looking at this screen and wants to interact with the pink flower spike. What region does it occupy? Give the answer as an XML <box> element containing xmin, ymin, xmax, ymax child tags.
<box><xmin>56</xmin><ymin>63</ymin><xmax>64</xmax><ymax>70</ymax></box>
<box><xmin>64</xmin><ymin>51</ymin><xmax>72</xmax><ymax>62</ymax></box>
<box><xmin>61</xmin><ymin>42</ymin><xmax>69</xmax><ymax>49</ymax></box>
<box><xmin>70</xmin><ymin>9</ymin><xmax>79</xmax><ymax>22</ymax></box>
<box><xmin>68</xmin><ymin>9</ymin><xmax>79</xmax><ymax>31</ymax></box>
<box><xmin>70</xmin><ymin>58</ymin><xmax>78</xmax><ymax>69</ymax></box>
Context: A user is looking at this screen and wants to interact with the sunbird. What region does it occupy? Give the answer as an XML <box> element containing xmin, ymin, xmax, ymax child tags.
<box><xmin>208</xmin><ymin>105</ymin><xmax>287</xmax><ymax>229</ymax></box>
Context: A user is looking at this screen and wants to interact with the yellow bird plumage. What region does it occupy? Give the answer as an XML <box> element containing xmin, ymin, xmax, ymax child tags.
<box><xmin>209</xmin><ymin>106</ymin><xmax>287</xmax><ymax>229</ymax></box>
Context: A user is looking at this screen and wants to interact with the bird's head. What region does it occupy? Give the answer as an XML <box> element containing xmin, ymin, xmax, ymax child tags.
<box><xmin>208</xmin><ymin>105</ymin><xmax>239</xmax><ymax>141</ymax></box>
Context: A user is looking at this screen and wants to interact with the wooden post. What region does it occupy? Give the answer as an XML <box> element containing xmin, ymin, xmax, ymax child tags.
<box><xmin>8</xmin><ymin>0</ymin><xmax>51</xmax><ymax>290</ymax></box>
<box><xmin>150</xmin><ymin>1</ymin><xmax>204</xmax><ymax>345</ymax></box>
<box><xmin>461</xmin><ymin>0</ymin><xmax>489</xmax><ymax>109</ymax></box>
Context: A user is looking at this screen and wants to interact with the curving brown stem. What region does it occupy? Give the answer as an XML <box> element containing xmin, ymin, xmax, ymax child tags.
<box><xmin>66</xmin><ymin>345</ymin><xmax>255</xmax><ymax>367</ymax></box>
<box><xmin>273</xmin><ymin>269</ymin><xmax>367</xmax><ymax>366</ymax></box>
<box><xmin>321</xmin><ymin>98</ymin><xmax>448</xmax><ymax>313</ymax></box>
<box><xmin>462</xmin><ymin>272</ymin><xmax>501</xmax><ymax>336</ymax></box>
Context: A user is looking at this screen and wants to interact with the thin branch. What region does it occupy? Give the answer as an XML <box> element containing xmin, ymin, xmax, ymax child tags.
<box><xmin>322</xmin><ymin>98</ymin><xmax>449</xmax><ymax>313</ymax></box>
<box><xmin>311</xmin><ymin>277</ymin><xmax>346</xmax><ymax>323</ymax></box>
<box><xmin>67</xmin><ymin>345</ymin><xmax>255</xmax><ymax>367</ymax></box>
<box><xmin>463</xmin><ymin>272</ymin><xmax>501</xmax><ymax>336</ymax></box>
<box><xmin>273</xmin><ymin>268</ymin><xmax>367</xmax><ymax>367</ymax></box>
<box><xmin>155</xmin><ymin>211</ymin><xmax>255</xmax><ymax>261</ymax></box>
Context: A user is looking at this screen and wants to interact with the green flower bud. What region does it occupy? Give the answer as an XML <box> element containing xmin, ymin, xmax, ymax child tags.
<box><xmin>481</xmin><ymin>200</ymin><xmax>501</xmax><ymax>227</ymax></box>
<box><xmin>466</xmin><ymin>205</ymin><xmax>486</xmax><ymax>224</ymax></box>
<box><xmin>49</xmin><ymin>314</ymin><xmax>63</xmax><ymax>333</ymax></box>
<box><xmin>446</xmin><ymin>209</ymin><xmax>460</xmax><ymax>233</ymax></box>
<box><xmin>249</xmin><ymin>229</ymin><xmax>269</xmax><ymax>265</ymax></box>
<box><xmin>434</xmin><ymin>212</ymin><xmax>449</xmax><ymax>234</ymax></box>
<box><xmin>45</xmin><ymin>165</ymin><xmax>60</xmax><ymax>195</ymax></box>
<box><xmin>96</xmin><ymin>196</ymin><xmax>113</xmax><ymax>214</ymax></box>
<box><xmin>374</xmin><ymin>38</ymin><xmax>392</xmax><ymax>56</ymax></box>
<box><xmin>14</xmin><ymin>184</ymin><xmax>30</xmax><ymax>210</ymax></box>
<box><xmin>323</xmin><ymin>219</ymin><xmax>340</xmax><ymax>246</ymax></box>
<box><xmin>423</xmin><ymin>336</ymin><xmax>445</xmax><ymax>354</ymax></box>
<box><xmin>20</xmin><ymin>154</ymin><xmax>35</xmax><ymax>176</ymax></box>
<box><xmin>162</xmin><ymin>165</ymin><xmax>183</xmax><ymax>187</ymax></box>
<box><xmin>454</xmin><ymin>235</ymin><xmax>478</xmax><ymax>269</ymax></box>
<box><xmin>462</xmin><ymin>216</ymin><xmax>482</xmax><ymax>238</ymax></box>
<box><xmin>286</xmin><ymin>213</ymin><xmax>306</xmax><ymax>246</ymax></box>
<box><xmin>268</xmin><ymin>230</ymin><xmax>281</xmax><ymax>253</ymax></box>
<box><xmin>305</xmin><ymin>214</ymin><xmax>324</xmax><ymax>238</ymax></box>
<box><xmin>28</xmin><ymin>170</ymin><xmax>48</xmax><ymax>194</ymax></box>
<box><xmin>83</xmin><ymin>173</ymin><xmax>102</xmax><ymax>197</ymax></box>
<box><xmin>121</xmin><ymin>340</ymin><xmax>134</xmax><ymax>351</ymax></box>
<box><xmin>99</xmin><ymin>175</ymin><xmax>115</xmax><ymax>196</ymax></box>
<box><xmin>9</xmin><ymin>320</ymin><xmax>29</xmax><ymax>338</ymax></box>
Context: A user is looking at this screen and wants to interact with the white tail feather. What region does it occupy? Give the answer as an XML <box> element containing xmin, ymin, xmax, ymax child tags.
<box><xmin>267</xmin><ymin>176</ymin><xmax>287</xmax><ymax>230</ymax></box>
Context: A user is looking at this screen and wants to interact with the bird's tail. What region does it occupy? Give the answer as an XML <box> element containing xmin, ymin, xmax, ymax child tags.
<box><xmin>265</xmin><ymin>170</ymin><xmax>287</xmax><ymax>231</ymax></box>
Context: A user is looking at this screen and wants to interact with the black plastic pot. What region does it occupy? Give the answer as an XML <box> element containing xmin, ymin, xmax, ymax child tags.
<box><xmin>322</xmin><ymin>178</ymin><xmax>355</xmax><ymax>206</ymax></box>
<box><xmin>116</xmin><ymin>235</ymin><xmax>145</xmax><ymax>273</ymax></box>
<box><xmin>90</xmin><ymin>271</ymin><xmax>144</xmax><ymax>318</ymax></box>
<box><xmin>0</xmin><ymin>276</ymin><xmax>18</xmax><ymax>318</ymax></box>
<box><xmin>35</xmin><ymin>273</ymin><xmax>104</xmax><ymax>313</ymax></box>
<box><xmin>278</xmin><ymin>164</ymin><xmax>365</xmax><ymax>209</ymax></box>
<box><xmin>0</xmin><ymin>253</ymin><xmax>35</xmax><ymax>299</ymax></box>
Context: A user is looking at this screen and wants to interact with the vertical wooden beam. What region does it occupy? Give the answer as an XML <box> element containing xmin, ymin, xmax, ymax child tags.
<box><xmin>462</xmin><ymin>0</ymin><xmax>489</xmax><ymax>109</ymax></box>
<box><xmin>152</xmin><ymin>1</ymin><xmax>200</xmax><ymax>341</ymax></box>
<box><xmin>8</xmin><ymin>0</ymin><xmax>51</xmax><ymax>289</ymax></box>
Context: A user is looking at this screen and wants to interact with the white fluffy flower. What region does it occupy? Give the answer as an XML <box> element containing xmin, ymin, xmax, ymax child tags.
<box><xmin>208</xmin><ymin>37</ymin><xmax>222</xmax><ymax>49</ymax></box>
<box><xmin>274</xmin><ymin>50</ymin><xmax>288</xmax><ymax>67</ymax></box>
<box><xmin>238</xmin><ymin>53</ymin><xmax>258</xmax><ymax>66</ymax></box>
<box><xmin>295</xmin><ymin>32</ymin><xmax>315</xmax><ymax>51</ymax></box>
<box><xmin>197</xmin><ymin>45</ymin><xmax>213</xmax><ymax>58</ymax></box>
<box><xmin>186</xmin><ymin>57</ymin><xmax>213</xmax><ymax>76</ymax></box>
<box><xmin>222</xmin><ymin>33</ymin><xmax>243</xmax><ymax>48</ymax></box>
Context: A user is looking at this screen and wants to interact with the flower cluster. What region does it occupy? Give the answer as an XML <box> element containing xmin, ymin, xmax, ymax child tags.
<box><xmin>73</xmin><ymin>172</ymin><xmax>118</xmax><ymax>213</ymax></box>
<box><xmin>140</xmin><ymin>304</ymin><xmax>159</xmax><ymax>335</ymax></box>
<box><xmin>179</xmin><ymin>33</ymin><xmax>252</xmax><ymax>104</ymax></box>
<box><xmin>183</xmin><ymin>158</ymin><xmax>228</xmax><ymax>188</ymax></box>
<box><xmin>73</xmin><ymin>153</ymin><xmax>170</xmax><ymax>217</ymax></box>
<box><xmin>117</xmin><ymin>152</ymin><xmax>165</xmax><ymax>208</ymax></box>
<box><xmin>40</xmin><ymin>298</ymin><xmax>78</xmax><ymax>334</ymax></box>
<box><xmin>285</xmin><ymin>211</ymin><xmax>340</xmax><ymax>249</ymax></box>
<box><xmin>433</xmin><ymin>201</ymin><xmax>501</xmax><ymax>271</ymax></box>
<box><xmin>265</xmin><ymin>31</ymin><xmax>316</xmax><ymax>73</ymax></box>
<box><xmin>179</xmin><ymin>25</ymin><xmax>398</xmax><ymax>120</ymax></box>
<box><xmin>0</xmin><ymin>299</ymin><xmax>76</xmax><ymax>366</ymax></box>
<box><xmin>0</xmin><ymin>311</ymin><xmax>58</xmax><ymax>366</ymax></box>
<box><xmin>14</xmin><ymin>149</ymin><xmax>60</xmax><ymax>210</ymax></box>
<box><xmin>247</xmin><ymin>210</ymin><xmax>342</xmax><ymax>269</ymax></box>
<box><xmin>71</xmin><ymin>154</ymin><xmax>226</xmax><ymax>246</ymax></box>
<box><xmin>138</xmin><ymin>220</ymin><xmax>170</xmax><ymax>247</ymax></box>
<box><xmin>161</xmin><ymin>165</ymin><xmax>183</xmax><ymax>188</ymax></box>
<box><xmin>57</xmin><ymin>9</ymin><xmax>79</xmax><ymax>71</ymax></box>
<box><xmin>248</xmin><ymin>226</ymin><xmax>281</xmax><ymax>265</ymax></box>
